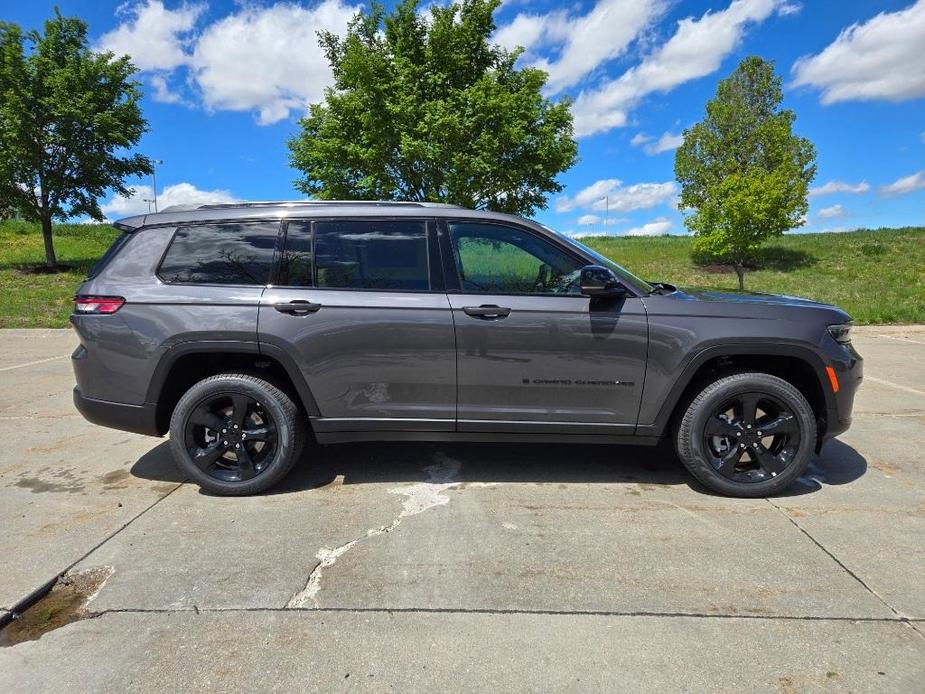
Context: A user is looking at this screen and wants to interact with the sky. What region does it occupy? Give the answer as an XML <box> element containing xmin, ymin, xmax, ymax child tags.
<box><xmin>1</xmin><ymin>0</ymin><xmax>923</xmax><ymax>236</ymax></box>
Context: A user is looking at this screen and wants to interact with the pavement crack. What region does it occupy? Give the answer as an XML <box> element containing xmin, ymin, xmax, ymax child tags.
<box><xmin>766</xmin><ymin>499</ymin><xmax>906</xmax><ymax>620</ymax></box>
<box><xmin>96</xmin><ymin>605</ymin><xmax>921</xmax><ymax>624</ymax></box>
<box><xmin>286</xmin><ymin>454</ymin><xmax>469</xmax><ymax>609</ymax></box>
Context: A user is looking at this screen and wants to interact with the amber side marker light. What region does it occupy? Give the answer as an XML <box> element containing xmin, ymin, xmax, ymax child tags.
<box><xmin>73</xmin><ymin>296</ymin><xmax>125</xmax><ymax>315</ymax></box>
<box><xmin>825</xmin><ymin>366</ymin><xmax>840</xmax><ymax>393</ymax></box>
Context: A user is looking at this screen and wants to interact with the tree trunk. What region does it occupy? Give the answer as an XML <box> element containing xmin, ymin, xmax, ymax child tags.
<box><xmin>734</xmin><ymin>263</ymin><xmax>745</xmax><ymax>291</ymax></box>
<box><xmin>40</xmin><ymin>214</ymin><xmax>57</xmax><ymax>268</ymax></box>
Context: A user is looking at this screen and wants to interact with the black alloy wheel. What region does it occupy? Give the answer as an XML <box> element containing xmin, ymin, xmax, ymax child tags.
<box><xmin>184</xmin><ymin>392</ymin><xmax>278</xmax><ymax>483</ymax></box>
<box><xmin>702</xmin><ymin>392</ymin><xmax>800</xmax><ymax>483</ymax></box>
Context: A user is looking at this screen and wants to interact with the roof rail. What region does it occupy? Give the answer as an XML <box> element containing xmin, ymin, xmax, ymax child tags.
<box><xmin>193</xmin><ymin>200</ymin><xmax>463</xmax><ymax>210</ymax></box>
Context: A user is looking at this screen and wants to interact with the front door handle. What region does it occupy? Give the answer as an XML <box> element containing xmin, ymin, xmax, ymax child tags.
<box><xmin>273</xmin><ymin>300</ymin><xmax>321</xmax><ymax>315</ymax></box>
<box><xmin>462</xmin><ymin>304</ymin><xmax>511</xmax><ymax>319</ymax></box>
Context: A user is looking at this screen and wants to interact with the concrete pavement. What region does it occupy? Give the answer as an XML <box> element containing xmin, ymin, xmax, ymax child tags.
<box><xmin>1</xmin><ymin>326</ymin><xmax>923</xmax><ymax>691</ymax></box>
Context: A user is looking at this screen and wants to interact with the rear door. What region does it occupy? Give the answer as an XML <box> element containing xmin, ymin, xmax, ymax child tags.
<box><xmin>258</xmin><ymin>218</ymin><xmax>456</xmax><ymax>433</ymax></box>
<box><xmin>442</xmin><ymin>220</ymin><xmax>648</xmax><ymax>435</ymax></box>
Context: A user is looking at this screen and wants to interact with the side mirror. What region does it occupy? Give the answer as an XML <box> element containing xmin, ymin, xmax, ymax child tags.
<box><xmin>580</xmin><ymin>265</ymin><xmax>627</xmax><ymax>299</ymax></box>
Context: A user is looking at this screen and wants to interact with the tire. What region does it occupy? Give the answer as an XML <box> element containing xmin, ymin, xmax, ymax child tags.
<box><xmin>675</xmin><ymin>372</ymin><xmax>816</xmax><ymax>498</ymax></box>
<box><xmin>169</xmin><ymin>373</ymin><xmax>306</xmax><ymax>495</ymax></box>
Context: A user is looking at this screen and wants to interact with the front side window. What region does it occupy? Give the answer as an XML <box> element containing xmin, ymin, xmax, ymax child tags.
<box><xmin>309</xmin><ymin>219</ymin><xmax>429</xmax><ymax>290</ymax></box>
<box><xmin>159</xmin><ymin>222</ymin><xmax>278</xmax><ymax>285</ymax></box>
<box><xmin>448</xmin><ymin>222</ymin><xmax>584</xmax><ymax>295</ymax></box>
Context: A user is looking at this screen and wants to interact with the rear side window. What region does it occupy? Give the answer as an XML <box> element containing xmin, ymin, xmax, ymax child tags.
<box><xmin>159</xmin><ymin>222</ymin><xmax>279</xmax><ymax>285</ymax></box>
<box><xmin>87</xmin><ymin>231</ymin><xmax>132</xmax><ymax>279</ymax></box>
<box><xmin>282</xmin><ymin>219</ymin><xmax>429</xmax><ymax>291</ymax></box>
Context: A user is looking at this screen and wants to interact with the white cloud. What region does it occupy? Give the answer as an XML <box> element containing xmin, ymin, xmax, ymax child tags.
<box><xmin>880</xmin><ymin>171</ymin><xmax>925</xmax><ymax>197</ymax></box>
<box><xmin>494</xmin><ymin>1</ymin><xmax>663</xmax><ymax>94</ymax></box>
<box><xmin>572</xmin><ymin>0</ymin><xmax>781</xmax><ymax>137</ymax></box>
<box><xmin>556</xmin><ymin>178</ymin><xmax>678</xmax><ymax>213</ymax></box>
<box><xmin>778</xmin><ymin>2</ymin><xmax>802</xmax><ymax>16</ymax></box>
<box><xmin>808</xmin><ymin>180</ymin><xmax>870</xmax><ymax>197</ymax></box>
<box><xmin>633</xmin><ymin>130</ymin><xmax>684</xmax><ymax>155</ymax></box>
<box><xmin>621</xmin><ymin>217</ymin><xmax>673</xmax><ymax>236</ymax></box>
<box><xmin>817</xmin><ymin>204</ymin><xmax>845</xmax><ymax>219</ymax></box>
<box><xmin>96</xmin><ymin>1</ymin><xmax>203</xmax><ymax>71</ymax></box>
<box><xmin>492</xmin><ymin>10</ymin><xmax>571</xmax><ymax>57</ymax></box>
<box><xmin>791</xmin><ymin>1</ymin><xmax>925</xmax><ymax>104</ymax></box>
<box><xmin>101</xmin><ymin>182</ymin><xmax>238</xmax><ymax>218</ymax></box>
<box><xmin>149</xmin><ymin>74</ymin><xmax>184</xmax><ymax>104</ymax></box>
<box><xmin>577</xmin><ymin>214</ymin><xmax>601</xmax><ymax>226</ymax></box>
<box><xmin>191</xmin><ymin>1</ymin><xmax>360</xmax><ymax>125</ymax></box>
<box><xmin>920</xmin><ymin>130</ymin><xmax>925</xmax><ymax>144</ymax></box>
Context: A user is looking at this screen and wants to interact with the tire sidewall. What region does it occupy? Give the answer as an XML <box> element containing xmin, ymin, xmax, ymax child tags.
<box><xmin>169</xmin><ymin>375</ymin><xmax>300</xmax><ymax>495</ymax></box>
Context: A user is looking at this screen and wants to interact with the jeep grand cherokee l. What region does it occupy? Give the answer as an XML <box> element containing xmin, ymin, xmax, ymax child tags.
<box><xmin>71</xmin><ymin>201</ymin><xmax>862</xmax><ymax>497</ymax></box>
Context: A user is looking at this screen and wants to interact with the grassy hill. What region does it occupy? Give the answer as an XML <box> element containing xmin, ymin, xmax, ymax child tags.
<box><xmin>0</xmin><ymin>220</ymin><xmax>922</xmax><ymax>327</ymax></box>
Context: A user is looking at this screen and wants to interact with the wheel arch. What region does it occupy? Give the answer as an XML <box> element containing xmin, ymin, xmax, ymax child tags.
<box><xmin>147</xmin><ymin>341</ymin><xmax>320</xmax><ymax>435</ymax></box>
<box><xmin>641</xmin><ymin>343</ymin><xmax>835</xmax><ymax>444</ymax></box>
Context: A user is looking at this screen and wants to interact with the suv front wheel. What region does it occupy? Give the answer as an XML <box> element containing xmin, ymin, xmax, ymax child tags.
<box><xmin>675</xmin><ymin>372</ymin><xmax>816</xmax><ymax>497</ymax></box>
<box><xmin>169</xmin><ymin>373</ymin><xmax>306</xmax><ymax>495</ymax></box>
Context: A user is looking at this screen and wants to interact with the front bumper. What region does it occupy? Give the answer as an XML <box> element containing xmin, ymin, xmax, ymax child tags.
<box><xmin>73</xmin><ymin>387</ymin><xmax>161</xmax><ymax>437</ymax></box>
<box><xmin>821</xmin><ymin>342</ymin><xmax>863</xmax><ymax>441</ymax></box>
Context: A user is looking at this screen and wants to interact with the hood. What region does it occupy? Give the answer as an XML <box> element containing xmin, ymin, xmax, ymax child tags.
<box><xmin>675</xmin><ymin>287</ymin><xmax>837</xmax><ymax>310</ymax></box>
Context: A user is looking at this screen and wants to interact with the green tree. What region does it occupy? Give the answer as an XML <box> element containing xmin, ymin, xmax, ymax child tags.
<box><xmin>674</xmin><ymin>56</ymin><xmax>816</xmax><ymax>290</ymax></box>
<box><xmin>289</xmin><ymin>0</ymin><xmax>576</xmax><ymax>216</ymax></box>
<box><xmin>0</xmin><ymin>11</ymin><xmax>150</xmax><ymax>268</ymax></box>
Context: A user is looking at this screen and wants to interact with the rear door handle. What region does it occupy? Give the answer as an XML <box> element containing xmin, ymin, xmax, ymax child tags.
<box><xmin>273</xmin><ymin>299</ymin><xmax>321</xmax><ymax>315</ymax></box>
<box><xmin>462</xmin><ymin>305</ymin><xmax>511</xmax><ymax>319</ymax></box>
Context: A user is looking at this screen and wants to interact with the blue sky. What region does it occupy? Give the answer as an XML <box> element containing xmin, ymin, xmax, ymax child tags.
<box><xmin>2</xmin><ymin>0</ymin><xmax>923</xmax><ymax>235</ymax></box>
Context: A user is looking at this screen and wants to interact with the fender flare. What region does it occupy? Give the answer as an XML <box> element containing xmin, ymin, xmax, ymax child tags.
<box><xmin>639</xmin><ymin>341</ymin><xmax>834</xmax><ymax>438</ymax></box>
<box><xmin>146</xmin><ymin>339</ymin><xmax>321</xmax><ymax>420</ymax></box>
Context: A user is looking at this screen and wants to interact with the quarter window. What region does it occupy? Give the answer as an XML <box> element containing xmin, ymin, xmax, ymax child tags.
<box><xmin>448</xmin><ymin>222</ymin><xmax>584</xmax><ymax>295</ymax></box>
<box><xmin>159</xmin><ymin>222</ymin><xmax>278</xmax><ymax>285</ymax></box>
<box><xmin>306</xmin><ymin>220</ymin><xmax>429</xmax><ymax>291</ymax></box>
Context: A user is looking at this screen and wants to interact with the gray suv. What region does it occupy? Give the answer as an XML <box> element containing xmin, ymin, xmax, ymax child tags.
<box><xmin>71</xmin><ymin>201</ymin><xmax>862</xmax><ymax>497</ymax></box>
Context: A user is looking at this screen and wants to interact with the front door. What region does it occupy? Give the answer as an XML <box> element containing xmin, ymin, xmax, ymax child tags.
<box><xmin>444</xmin><ymin>221</ymin><xmax>648</xmax><ymax>435</ymax></box>
<box><xmin>259</xmin><ymin>218</ymin><xmax>456</xmax><ymax>432</ymax></box>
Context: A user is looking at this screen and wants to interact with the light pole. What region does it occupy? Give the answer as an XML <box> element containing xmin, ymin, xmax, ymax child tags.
<box><xmin>150</xmin><ymin>159</ymin><xmax>164</xmax><ymax>212</ymax></box>
<box><xmin>599</xmin><ymin>195</ymin><xmax>609</xmax><ymax>231</ymax></box>
<box><xmin>143</xmin><ymin>198</ymin><xmax>154</xmax><ymax>213</ymax></box>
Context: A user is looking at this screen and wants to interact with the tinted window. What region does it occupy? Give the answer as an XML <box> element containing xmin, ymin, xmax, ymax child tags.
<box><xmin>278</xmin><ymin>221</ymin><xmax>314</xmax><ymax>287</ymax></box>
<box><xmin>159</xmin><ymin>222</ymin><xmax>278</xmax><ymax>285</ymax></box>
<box><xmin>449</xmin><ymin>222</ymin><xmax>584</xmax><ymax>295</ymax></box>
<box><xmin>311</xmin><ymin>220</ymin><xmax>428</xmax><ymax>290</ymax></box>
<box><xmin>87</xmin><ymin>231</ymin><xmax>132</xmax><ymax>279</ymax></box>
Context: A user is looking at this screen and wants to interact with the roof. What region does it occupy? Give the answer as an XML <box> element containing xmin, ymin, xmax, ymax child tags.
<box><xmin>113</xmin><ymin>200</ymin><xmax>532</xmax><ymax>231</ymax></box>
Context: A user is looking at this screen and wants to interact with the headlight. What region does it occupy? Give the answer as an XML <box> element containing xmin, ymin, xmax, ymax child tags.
<box><xmin>827</xmin><ymin>323</ymin><xmax>852</xmax><ymax>344</ymax></box>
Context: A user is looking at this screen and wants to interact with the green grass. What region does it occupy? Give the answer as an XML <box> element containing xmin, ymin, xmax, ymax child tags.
<box><xmin>1</xmin><ymin>221</ymin><xmax>923</xmax><ymax>327</ymax></box>
<box><xmin>0</xmin><ymin>221</ymin><xmax>120</xmax><ymax>328</ymax></box>
<box><xmin>584</xmin><ymin>227</ymin><xmax>925</xmax><ymax>324</ymax></box>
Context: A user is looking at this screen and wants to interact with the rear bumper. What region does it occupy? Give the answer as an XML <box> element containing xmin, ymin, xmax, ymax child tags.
<box><xmin>73</xmin><ymin>387</ymin><xmax>161</xmax><ymax>437</ymax></box>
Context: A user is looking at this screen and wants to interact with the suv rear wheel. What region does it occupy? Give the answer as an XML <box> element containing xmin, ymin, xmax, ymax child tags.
<box><xmin>169</xmin><ymin>373</ymin><xmax>306</xmax><ymax>495</ymax></box>
<box><xmin>675</xmin><ymin>372</ymin><xmax>816</xmax><ymax>497</ymax></box>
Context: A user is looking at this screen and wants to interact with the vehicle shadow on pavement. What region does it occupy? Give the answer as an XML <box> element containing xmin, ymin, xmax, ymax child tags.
<box><xmin>129</xmin><ymin>437</ymin><xmax>867</xmax><ymax>498</ymax></box>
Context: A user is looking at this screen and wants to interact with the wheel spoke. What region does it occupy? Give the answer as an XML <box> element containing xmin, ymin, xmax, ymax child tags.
<box><xmin>757</xmin><ymin>415</ymin><xmax>797</xmax><ymax>437</ymax></box>
<box><xmin>230</xmin><ymin>394</ymin><xmax>250</xmax><ymax>429</ymax></box>
<box><xmin>739</xmin><ymin>393</ymin><xmax>761</xmax><ymax>426</ymax></box>
<box><xmin>704</xmin><ymin>416</ymin><xmax>740</xmax><ymax>438</ymax></box>
<box><xmin>752</xmin><ymin>444</ymin><xmax>787</xmax><ymax>475</ymax></box>
<box><xmin>716</xmin><ymin>445</ymin><xmax>744</xmax><ymax>477</ymax></box>
<box><xmin>189</xmin><ymin>442</ymin><xmax>227</xmax><ymax>470</ymax></box>
<box><xmin>236</xmin><ymin>444</ymin><xmax>257</xmax><ymax>480</ymax></box>
<box><xmin>242</xmin><ymin>425</ymin><xmax>274</xmax><ymax>442</ymax></box>
<box><xmin>189</xmin><ymin>408</ymin><xmax>224</xmax><ymax>432</ymax></box>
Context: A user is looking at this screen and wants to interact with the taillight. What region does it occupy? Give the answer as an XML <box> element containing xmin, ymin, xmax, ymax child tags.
<box><xmin>73</xmin><ymin>296</ymin><xmax>125</xmax><ymax>314</ymax></box>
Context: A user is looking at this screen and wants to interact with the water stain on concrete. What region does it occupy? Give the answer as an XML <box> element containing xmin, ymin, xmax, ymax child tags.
<box><xmin>0</xmin><ymin>567</ymin><xmax>112</xmax><ymax>647</ymax></box>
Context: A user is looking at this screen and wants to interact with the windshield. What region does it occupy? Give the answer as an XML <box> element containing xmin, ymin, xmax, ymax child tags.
<box><xmin>538</xmin><ymin>224</ymin><xmax>655</xmax><ymax>294</ymax></box>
